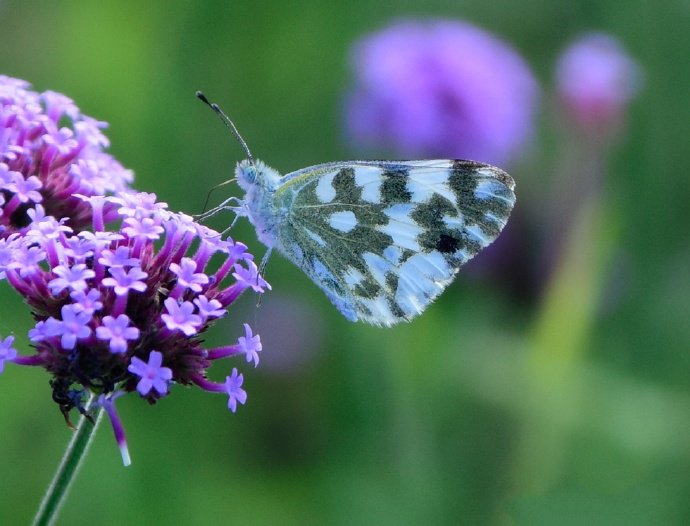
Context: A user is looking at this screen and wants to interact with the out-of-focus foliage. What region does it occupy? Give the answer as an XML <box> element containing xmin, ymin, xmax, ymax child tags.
<box><xmin>0</xmin><ymin>1</ymin><xmax>688</xmax><ymax>525</ymax></box>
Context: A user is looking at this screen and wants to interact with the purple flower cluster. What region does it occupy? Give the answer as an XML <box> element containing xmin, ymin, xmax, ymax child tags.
<box><xmin>1</xmin><ymin>192</ymin><xmax>267</xmax><ymax>462</ymax></box>
<box><xmin>345</xmin><ymin>20</ymin><xmax>539</xmax><ymax>166</ymax></box>
<box><xmin>0</xmin><ymin>75</ymin><xmax>132</xmax><ymax>238</ymax></box>
<box><xmin>0</xmin><ymin>75</ymin><xmax>268</xmax><ymax>465</ymax></box>
<box><xmin>556</xmin><ymin>33</ymin><xmax>642</xmax><ymax>134</ymax></box>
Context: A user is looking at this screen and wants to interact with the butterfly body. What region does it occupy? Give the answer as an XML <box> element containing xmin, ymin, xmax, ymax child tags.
<box><xmin>233</xmin><ymin>158</ymin><xmax>515</xmax><ymax>327</ymax></box>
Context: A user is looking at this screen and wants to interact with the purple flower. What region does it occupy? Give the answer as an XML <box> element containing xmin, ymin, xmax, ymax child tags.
<box><xmin>48</xmin><ymin>263</ymin><xmax>95</xmax><ymax>294</ymax></box>
<box><xmin>99</xmin><ymin>393</ymin><xmax>130</xmax><ymax>466</ymax></box>
<box><xmin>54</xmin><ymin>305</ymin><xmax>93</xmax><ymax>350</ymax></box>
<box><xmin>233</xmin><ymin>261</ymin><xmax>272</xmax><ymax>293</ymax></box>
<box><xmin>0</xmin><ymin>335</ymin><xmax>17</xmax><ymax>373</ymax></box>
<box><xmin>96</xmin><ymin>314</ymin><xmax>140</xmax><ymax>354</ymax></box>
<box><xmin>237</xmin><ymin>323</ymin><xmax>262</xmax><ymax>367</ymax></box>
<box><xmin>98</xmin><ymin>246</ymin><xmax>139</xmax><ymax>268</ymax></box>
<box><xmin>224</xmin><ymin>368</ymin><xmax>247</xmax><ymax>413</ymax></box>
<box><xmin>122</xmin><ymin>216</ymin><xmax>165</xmax><ymax>241</ymax></box>
<box><xmin>193</xmin><ymin>295</ymin><xmax>225</xmax><ymax>322</ymax></box>
<box><xmin>128</xmin><ymin>351</ymin><xmax>172</xmax><ymax>396</ymax></box>
<box><xmin>6</xmin><ymin>175</ymin><xmax>43</xmax><ymax>203</ymax></box>
<box><xmin>169</xmin><ymin>257</ymin><xmax>209</xmax><ymax>294</ymax></box>
<box><xmin>161</xmin><ymin>298</ymin><xmax>202</xmax><ymax>336</ymax></box>
<box><xmin>345</xmin><ymin>20</ymin><xmax>539</xmax><ymax>166</ymax></box>
<box><xmin>0</xmin><ymin>75</ymin><xmax>133</xmax><ymax>239</ymax></box>
<box><xmin>70</xmin><ymin>289</ymin><xmax>103</xmax><ymax>315</ymax></box>
<box><xmin>2</xmin><ymin>191</ymin><xmax>268</xmax><ymax>462</ymax></box>
<box><xmin>556</xmin><ymin>33</ymin><xmax>642</xmax><ymax>134</ymax></box>
<box><xmin>102</xmin><ymin>266</ymin><xmax>148</xmax><ymax>296</ymax></box>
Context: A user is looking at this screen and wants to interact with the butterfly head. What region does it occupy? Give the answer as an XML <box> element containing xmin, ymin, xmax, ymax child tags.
<box><xmin>236</xmin><ymin>159</ymin><xmax>281</xmax><ymax>193</ymax></box>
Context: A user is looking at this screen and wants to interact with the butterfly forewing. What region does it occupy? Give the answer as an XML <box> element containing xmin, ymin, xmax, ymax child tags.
<box><xmin>269</xmin><ymin>160</ymin><xmax>515</xmax><ymax>326</ymax></box>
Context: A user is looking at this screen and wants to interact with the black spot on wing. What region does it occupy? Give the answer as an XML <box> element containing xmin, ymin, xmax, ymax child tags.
<box><xmin>411</xmin><ymin>194</ymin><xmax>466</xmax><ymax>256</ymax></box>
<box><xmin>436</xmin><ymin>234</ymin><xmax>460</xmax><ymax>254</ymax></box>
<box><xmin>332</xmin><ymin>168</ymin><xmax>361</xmax><ymax>203</ymax></box>
<box><xmin>380</xmin><ymin>168</ymin><xmax>411</xmax><ymax>204</ymax></box>
<box><xmin>388</xmin><ymin>298</ymin><xmax>406</xmax><ymax>319</ymax></box>
<box><xmin>385</xmin><ymin>271</ymin><xmax>398</xmax><ymax>292</ymax></box>
<box><xmin>354</xmin><ymin>279</ymin><xmax>380</xmax><ymax>300</ymax></box>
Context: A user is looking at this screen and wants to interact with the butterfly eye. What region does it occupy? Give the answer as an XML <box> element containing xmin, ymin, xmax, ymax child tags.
<box><xmin>239</xmin><ymin>164</ymin><xmax>257</xmax><ymax>184</ymax></box>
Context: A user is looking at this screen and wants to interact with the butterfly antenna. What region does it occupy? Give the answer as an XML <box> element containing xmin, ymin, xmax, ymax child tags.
<box><xmin>201</xmin><ymin>177</ymin><xmax>237</xmax><ymax>213</ymax></box>
<box><xmin>196</xmin><ymin>91</ymin><xmax>256</xmax><ymax>167</ymax></box>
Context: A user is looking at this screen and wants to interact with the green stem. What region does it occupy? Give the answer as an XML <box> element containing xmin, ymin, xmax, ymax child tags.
<box><xmin>32</xmin><ymin>395</ymin><xmax>104</xmax><ymax>526</ymax></box>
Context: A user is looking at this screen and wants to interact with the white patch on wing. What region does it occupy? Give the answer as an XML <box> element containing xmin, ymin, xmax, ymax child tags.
<box><xmin>357</xmin><ymin>295</ymin><xmax>395</xmax><ymax>325</ymax></box>
<box><xmin>305</xmin><ymin>228</ymin><xmax>327</xmax><ymax>247</ymax></box>
<box><xmin>395</xmin><ymin>251</ymin><xmax>454</xmax><ymax>317</ymax></box>
<box><xmin>406</xmin><ymin>167</ymin><xmax>454</xmax><ymax>204</ymax></box>
<box><xmin>464</xmin><ymin>224</ymin><xmax>491</xmax><ymax>247</ymax></box>
<box><xmin>329</xmin><ymin>210</ymin><xmax>358</xmax><ymax>232</ymax></box>
<box><xmin>442</xmin><ymin>213</ymin><xmax>464</xmax><ymax>230</ymax></box>
<box><xmin>322</xmin><ymin>287</ymin><xmax>357</xmax><ymax>322</ymax></box>
<box><xmin>454</xmin><ymin>248</ymin><xmax>472</xmax><ymax>264</ymax></box>
<box><xmin>484</xmin><ymin>212</ymin><xmax>506</xmax><ymax>228</ymax></box>
<box><xmin>289</xmin><ymin>243</ymin><xmax>304</xmax><ymax>263</ymax></box>
<box><xmin>354</xmin><ymin>166</ymin><xmax>382</xmax><ymax>203</ymax></box>
<box><xmin>408</xmin><ymin>160</ymin><xmax>453</xmax><ymax>169</ymax></box>
<box><xmin>344</xmin><ymin>266</ymin><xmax>365</xmax><ymax>287</ymax></box>
<box><xmin>474</xmin><ymin>179</ymin><xmax>513</xmax><ymax>204</ymax></box>
<box><xmin>377</xmin><ymin>203</ymin><xmax>423</xmax><ymax>251</ymax></box>
<box><xmin>312</xmin><ymin>259</ymin><xmax>335</xmax><ymax>282</ymax></box>
<box><xmin>315</xmin><ymin>172</ymin><xmax>337</xmax><ymax>202</ymax></box>
<box><xmin>383</xmin><ymin>245</ymin><xmax>402</xmax><ymax>265</ymax></box>
<box><xmin>363</xmin><ymin>251</ymin><xmax>392</xmax><ymax>287</ymax></box>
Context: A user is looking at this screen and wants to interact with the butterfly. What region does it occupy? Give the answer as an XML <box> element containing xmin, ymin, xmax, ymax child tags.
<box><xmin>197</xmin><ymin>93</ymin><xmax>516</xmax><ymax>327</ymax></box>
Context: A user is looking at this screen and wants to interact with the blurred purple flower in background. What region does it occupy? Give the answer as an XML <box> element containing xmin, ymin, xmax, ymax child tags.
<box><xmin>345</xmin><ymin>19</ymin><xmax>539</xmax><ymax>166</ymax></box>
<box><xmin>0</xmin><ymin>76</ymin><xmax>133</xmax><ymax>237</ymax></box>
<box><xmin>556</xmin><ymin>33</ymin><xmax>642</xmax><ymax>137</ymax></box>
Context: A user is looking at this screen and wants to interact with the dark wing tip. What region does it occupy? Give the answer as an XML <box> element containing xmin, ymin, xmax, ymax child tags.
<box><xmin>493</xmin><ymin>167</ymin><xmax>515</xmax><ymax>192</ymax></box>
<box><xmin>451</xmin><ymin>159</ymin><xmax>516</xmax><ymax>191</ymax></box>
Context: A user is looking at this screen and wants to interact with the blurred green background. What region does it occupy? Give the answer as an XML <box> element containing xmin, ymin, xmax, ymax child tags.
<box><xmin>1</xmin><ymin>1</ymin><xmax>689</xmax><ymax>525</ymax></box>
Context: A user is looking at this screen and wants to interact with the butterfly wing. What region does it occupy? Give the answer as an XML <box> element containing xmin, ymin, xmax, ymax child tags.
<box><xmin>270</xmin><ymin>160</ymin><xmax>515</xmax><ymax>326</ymax></box>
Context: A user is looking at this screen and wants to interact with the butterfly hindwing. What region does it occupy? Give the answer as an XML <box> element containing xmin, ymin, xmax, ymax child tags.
<box><xmin>267</xmin><ymin>160</ymin><xmax>515</xmax><ymax>326</ymax></box>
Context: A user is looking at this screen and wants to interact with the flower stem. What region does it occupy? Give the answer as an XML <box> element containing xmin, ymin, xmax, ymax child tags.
<box><xmin>32</xmin><ymin>395</ymin><xmax>103</xmax><ymax>526</ymax></box>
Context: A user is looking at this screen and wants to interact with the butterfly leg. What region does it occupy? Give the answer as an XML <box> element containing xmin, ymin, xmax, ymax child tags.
<box><xmin>258</xmin><ymin>248</ymin><xmax>272</xmax><ymax>277</ymax></box>
<box><xmin>220</xmin><ymin>212</ymin><xmax>244</xmax><ymax>236</ymax></box>
<box><xmin>255</xmin><ymin>248</ymin><xmax>272</xmax><ymax>309</ymax></box>
<box><xmin>196</xmin><ymin>197</ymin><xmax>244</xmax><ymax>221</ymax></box>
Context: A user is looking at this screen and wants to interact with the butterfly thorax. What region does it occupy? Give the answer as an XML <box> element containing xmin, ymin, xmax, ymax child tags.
<box><xmin>235</xmin><ymin>159</ymin><xmax>285</xmax><ymax>248</ymax></box>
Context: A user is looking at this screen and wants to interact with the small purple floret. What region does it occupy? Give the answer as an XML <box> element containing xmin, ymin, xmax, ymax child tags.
<box><xmin>0</xmin><ymin>335</ymin><xmax>18</xmax><ymax>373</ymax></box>
<box><xmin>170</xmin><ymin>257</ymin><xmax>209</xmax><ymax>293</ymax></box>
<box><xmin>233</xmin><ymin>262</ymin><xmax>272</xmax><ymax>293</ymax></box>
<box><xmin>128</xmin><ymin>351</ymin><xmax>173</xmax><ymax>396</ymax></box>
<box><xmin>238</xmin><ymin>323</ymin><xmax>262</xmax><ymax>367</ymax></box>
<box><xmin>193</xmin><ymin>295</ymin><xmax>225</xmax><ymax>322</ymax></box>
<box><xmin>96</xmin><ymin>314</ymin><xmax>140</xmax><ymax>354</ymax></box>
<box><xmin>55</xmin><ymin>305</ymin><xmax>93</xmax><ymax>350</ymax></box>
<box><xmin>48</xmin><ymin>263</ymin><xmax>95</xmax><ymax>294</ymax></box>
<box><xmin>224</xmin><ymin>368</ymin><xmax>247</xmax><ymax>413</ymax></box>
<box><xmin>161</xmin><ymin>298</ymin><xmax>201</xmax><ymax>336</ymax></box>
<box><xmin>102</xmin><ymin>266</ymin><xmax>148</xmax><ymax>295</ymax></box>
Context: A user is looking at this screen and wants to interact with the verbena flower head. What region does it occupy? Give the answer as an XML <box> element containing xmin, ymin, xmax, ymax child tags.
<box><xmin>345</xmin><ymin>19</ymin><xmax>539</xmax><ymax>166</ymax></box>
<box><xmin>556</xmin><ymin>33</ymin><xmax>642</xmax><ymax>135</ymax></box>
<box><xmin>1</xmin><ymin>193</ymin><xmax>269</xmax><ymax>464</ymax></box>
<box><xmin>0</xmin><ymin>75</ymin><xmax>133</xmax><ymax>238</ymax></box>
